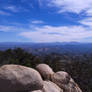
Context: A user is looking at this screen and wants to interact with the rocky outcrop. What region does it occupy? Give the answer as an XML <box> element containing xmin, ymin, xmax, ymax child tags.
<box><xmin>51</xmin><ymin>71</ymin><xmax>71</xmax><ymax>85</ymax></box>
<box><xmin>36</xmin><ymin>64</ymin><xmax>82</xmax><ymax>92</ymax></box>
<box><xmin>0</xmin><ymin>64</ymin><xmax>82</xmax><ymax>92</ymax></box>
<box><xmin>68</xmin><ymin>78</ymin><xmax>82</xmax><ymax>92</ymax></box>
<box><xmin>0</xmin><ymin>65</ymin><xmax>43</xmax><ymax>92</ymax></box>
<box><xmin>42</xmin><ymin>81</ymin><xmax>63</xmax><ymax>92</ymax></box>
<box><xmin>31</xmin><ymin>90</ymin><xmax>42</xmax><ymax>92</ymax></box>
<box><xmin>51</xmin><ymin>71</ymin><xmax>71</xmax><ymax>90</ymax></box>
<box><xmin>36</xmin><ymin>64</ymin><xmax>54</xmax><ymax>80</ymax></box>
<box><xmin>51</xmin><ymin>71</ymin><xmax>82</xmax><ymax>92</ymax></box>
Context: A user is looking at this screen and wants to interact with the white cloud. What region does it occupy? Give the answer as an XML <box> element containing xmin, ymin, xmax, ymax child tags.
<box><xmin>1</xmin><ymin>21</ymin><xmax>92</xmax><ymax>42</ymax></box>
<box><xmin>4</xmin><ymin>5</ymin><xmax>29</xmax><ymax>13</ymax></box>
<box><xmin>0</xmin><ymin>25</ymin><xmax>15</xmax><ymax>32</ymax></box>
<box><xmin>31</xmin><ymin>20</ymin><xmax>44</xmax><ymax>24</ymax></box>
<box><xmin>0</xmin><ymin>10</ymin><xmax>10</xmax><ymax>16</ymax></box>
<box><xmin>48</xmin><ymin>0</ymin><xmax>92</xmax><ymax>15</ymax></box>
<box><xmin>19</xmin><ymin>25</ymin><xmax>92</xmax><ymax>42</ymax></box>
<box><xmin>86</xmin><ymin>9</ymin><xmax>92</xmax><ymax>16</ymax></box>
<box><xmin>0</xmin><ymin>25</ymin><xmax>29</xmax><ymax>32</ymax></box>
<box><xmin>79</xmin><ymin>18</ymin><xmax>92</xmax><ymax>27</ymax></box>
<box><xmin>4</xmin><ymin>6</ymin><xmax>19</xmax><ymax>12</ymax></box>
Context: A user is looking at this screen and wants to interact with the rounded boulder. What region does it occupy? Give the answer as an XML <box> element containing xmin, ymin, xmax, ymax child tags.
<box><xmin>42</xmin><ymin>81</ymin><xmax>63</xmax><ymax>92</ymax></box>
<box><xmin>36</xmin><ymin>64</ymin><xmax>54</xmax><ymax>80</ymax></box>
<box><xmin>31</xmin><ymin>90</ymin><xmax>42</xmax><ymax>92</ymax></box>
<box><xmin>0</xmin><ymin>65</ymin><xmax>43</xmax><ymax>92</ymax></box>
<box><xmin>51</xmin><ymin>71</ymin><xmax>71</xmax><ymax>89</ymax></box>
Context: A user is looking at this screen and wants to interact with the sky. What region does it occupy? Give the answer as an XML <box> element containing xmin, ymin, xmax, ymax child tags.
<box><xmin>1</xmin><ymin>0</ymin><xmax>92</xmax><ymax>42</ymax></box>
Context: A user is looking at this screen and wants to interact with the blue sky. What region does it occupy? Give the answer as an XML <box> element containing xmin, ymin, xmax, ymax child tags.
<box><xmin>1</xmin><ymin>0</ymin><xmax>92</xmax><ymax>42</ymax></box>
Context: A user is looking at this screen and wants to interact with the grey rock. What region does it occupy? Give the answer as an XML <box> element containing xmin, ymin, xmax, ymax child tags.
<box><xmin>42</xmin><ymin>81</ymin><xmax>63</xmax><ymax>92</ymax></box>
<box><xmin>0</xmin><ymin>65</ymin><xmax>43</xmax><ymax>92</ymax></box>
<box><xmin>51</xmin><ymin>71</ymin><xmax>82</xmax><ymax>92</ymax></box>
<box><xmin>36</xmin><ymin>64</ymin><xmax>54</xmax><ymax>80</ymax></box>
<box><xmin>51</xmin><ymin>71</ymin><xmax>71</xmax><ymax>86</ymax></box>
<box><xmin>30</xmin><ymin>90</ymin><xmax>42</xmax><ymax>92</ymax></box>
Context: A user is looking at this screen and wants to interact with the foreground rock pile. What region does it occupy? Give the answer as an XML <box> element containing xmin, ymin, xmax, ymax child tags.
<box><xmin>0</xmin><ymin>64</ymin><xmax>82</xmax><ymax>92</ymax></box>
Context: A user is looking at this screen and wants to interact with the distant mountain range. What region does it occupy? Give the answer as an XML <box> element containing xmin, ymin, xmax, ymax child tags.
<box><xmin>0</xmin><ymin>42</ymin><xmax>92</xmax><ymax>55</ymax></box>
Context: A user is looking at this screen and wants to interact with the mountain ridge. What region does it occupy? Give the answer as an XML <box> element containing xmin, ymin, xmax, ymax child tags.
<box><xmin>0</xmin><ymin>42</ymin><xmax>92</xmax><ymax>55</ymax></box>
